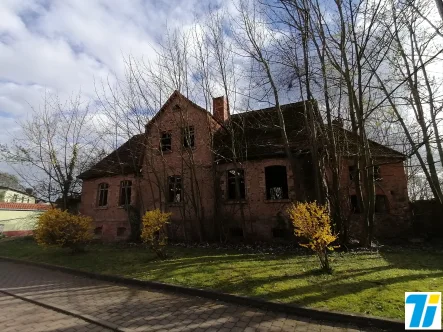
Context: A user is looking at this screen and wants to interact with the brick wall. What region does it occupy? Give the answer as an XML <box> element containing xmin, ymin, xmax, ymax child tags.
<box><xmin>338</xmin><ymin>159</ymin><xmax>411</xmax><ymax>239</ymax></box>
<box><xmin>216</xmin><ymin>158</ymin><xmax>295</xmax><ymax>241</ymax></box>
<box><xmin>80</xmin><ymin>175</ymin><xmax>138</xmax><ymax>241</ymax></box>
<box><xmin>139</xmin><ymin>95</ymin><xmax>220</xmax><ymax>241</ymax></box>
<box><xmin>79</xmin><ymin>93</ymin><xmax>410</xmax><ymax>242</ymax></box>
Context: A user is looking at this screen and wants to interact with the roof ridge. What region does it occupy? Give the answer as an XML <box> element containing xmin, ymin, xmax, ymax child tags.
<box><xmin>230</xmin><ymin>100</ymin><xmax>311</xmax><ymax>117</ymax></box>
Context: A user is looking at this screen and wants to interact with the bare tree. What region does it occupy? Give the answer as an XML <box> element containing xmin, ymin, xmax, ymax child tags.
<box><xmin>0</xmin><ymin>93</ymin><xmax>101</xmax><ymax>209</ymax></box>
<box><xmin>370</xmin><ymin>0</ymin><xmax>443</xmax><ymax>210</ymax></box>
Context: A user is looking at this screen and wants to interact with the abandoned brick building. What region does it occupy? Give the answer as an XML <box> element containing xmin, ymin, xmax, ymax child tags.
<box><xmin>78</xmin><ymin>91</ymin><xmax>410</xmax><ymax>242</ymax></box>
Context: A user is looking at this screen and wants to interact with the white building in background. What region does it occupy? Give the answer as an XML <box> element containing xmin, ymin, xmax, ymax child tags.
<box><xmin>0</xmin><ymin>186</ymin><xmax>36</xmax><ymax>204</ymax></box>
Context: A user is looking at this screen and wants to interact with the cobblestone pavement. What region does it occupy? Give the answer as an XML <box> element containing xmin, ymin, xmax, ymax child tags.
<box><xmin>0</xmin><ymin>261</ymin><xmax>379</xmax><ymax>332</ymax></box>
<box><xmin>0</xmin><ymin>292</ymin><xmax>106</xmax><ymax>332</ymax></box>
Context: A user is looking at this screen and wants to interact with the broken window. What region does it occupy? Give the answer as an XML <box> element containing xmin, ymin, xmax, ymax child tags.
<box><xmin>160</xmin><ymin>132</ymin><xmax>172</xmax><ymax>152</ymax></box>
<box><xmin>375</xmin><ymin>195</ymin><xmax>388</xmax><ymax>213</ymax></box>
<box><xmin>97</xmin><ymin>183</ymin><xmax>109</xmax><ymax>207</ymax></box>
<box><xmin>182</xmin><ymin>126</ymin><xmax>195</xmax><ymax>148</ymax></box>
<box><xmin>117</xmin><ymin>227</ymin><xmax>126</xmax><ymax>236</ymax></box>
<box><xmin>119</xmin><ymin>180</ymin><xmax>132</xmax><ymax>206</ymax></box>
<box><xmin>168</xmin><ymin>176</ymin><xmax>182</xmax><ymax>203</ymax></box>
<box><xmin>272</xmin><ymin>228</ymin><xmax>287</xmax><ymax>238</ymax></box>
<box><xmin>265</xmin><ymin>166</ymin><xmax>289</xmax><ymax>200</ymax></box>
<box><xmin>350</xmin><ymin>195</ymin><xmax>361</xmax><ymax>213</ymax></box>
<box><xmin>374</xmin><ymin>166</ymin><xmax>382</xmax><ymax>181</ymax></box>
<box><xmin>227</xmin><ymin>169</ymin><xmax>245</xmax><ymax>200</ymax></box>
<box><xmin>349</xmin><ymin>166</ymin><xmax>358</xmax><ymax>181</ymax></box>
<box><xmin>94</xmin><ymin>226</ymin><xmax>103</xmax><ymax>235</ymax></box>
<box><xmin>229</xmin><ymin>227</ymin><xmax>244</xmax><ymax>237</ymax></box>
<box><xmin>350</xmin><ymin>165</ymin><xmax>381</xmax><ymax>182</ymax></box>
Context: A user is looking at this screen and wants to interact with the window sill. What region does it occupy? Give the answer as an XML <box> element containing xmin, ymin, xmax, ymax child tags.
<box><xmin>95</xmin><ymin>206</ymin><xmax>109</xmax><ymax>210</ymax></box>
<box><xmin>264</xmin><ymin>199</ymin><xmax>291</xmax><ymax>203</ymax></box>
<box><xmin>224</xmin><ymin>200</ymin><xmax>247</xmax><ymax>205</ymax></box>
<box><xmin>158</xmin><ymin>150</ymin><xmax>173</xmax><ymax>155</ymax></box>
<box><xmin>168</xmin><ymin>202</ymin><xmax>183</xmax><ymax>207</ymax></box>
<box><xmin>117</xmin><ymin>205</ymin><xmax>132</xmax><ymax>209</ymax></box>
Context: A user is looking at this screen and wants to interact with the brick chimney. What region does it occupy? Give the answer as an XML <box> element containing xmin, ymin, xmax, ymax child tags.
<box><xmin>213</xmin><ymin>96</ymin><xmax>229</xmax><ymax>123</ymax></box>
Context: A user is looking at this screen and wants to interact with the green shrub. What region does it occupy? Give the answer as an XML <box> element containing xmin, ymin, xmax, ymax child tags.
<box><xmin>288</xmin><ymin>202</ymin><xmax>338</xmax><ymax>273</ymax></box>
<box><xmin>34</xmin><ymin>209</ymin><xmax>92</xmax><ymax>252</ymax></box>
<box><xmin>141</xmin><ymin>209</ymin><xmax>171</xmax><ymax>259</ymax></box>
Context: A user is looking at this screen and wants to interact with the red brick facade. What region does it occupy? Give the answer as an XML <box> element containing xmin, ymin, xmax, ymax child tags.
<box><xmin>79</xmin><ymin>91</ymin><xmax>410</xmax><ymax>242</ymax></box>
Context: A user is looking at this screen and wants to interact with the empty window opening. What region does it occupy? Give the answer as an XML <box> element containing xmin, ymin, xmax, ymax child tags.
<box><xmin>375</xmin><ymin>195</ymin><xmax>388</xmax><ymax>213</ymax></box>
<box><xmin>168</xmin><ymin>176</ymin><xmax>182</xmax><ymax>203</ymax></box>
<box><xmin>227</xmin><ymin>169</ymin><xmax>245</xmax><ymax>200</ymax></box>
<box><xmin>160</xmin><ymin>132</ymin><xmax>172</xmax><ymax>152</ymax></box>
<box><xmin>350</xmin><ymin>195</ymin><xmax>361</xmax><ymax>213</ymax></box>
<box><xmin>265</xmin><ymin>166</ymin><xmax>289</xmax><ymax>200</ymax></box>
<box><xmin>117</xmin><ymin>227</ymin><xmax>126</xmax><ymax>236</ymax></box>
<box><xmin>272</xmin><ymin>228</ymin><xmax>287</xmax><ymax>238</ymax></box>
<box><xmin>349</xmin><ymin>165</ymin><xmax>381</xmax><ymax>182</ymax></box>
<box><xmin>349</xmin><ymin>166</ymin><xmax>358</xmax><ymax>181</ymax></box>
<box><xmin>97</xmin><ymin>183</ymin><xmax>109</xmax><ymax>207</ymax></box>
<box><xmin>119</xmin><ymin>180</ymin><xmax>132</xmax><ymax>206</ymax></box>
<box><xmin>374</xmin><ymin>166</ymin><xmax>382</xmax><ymax>181</ymax></box>
<box><xmin>94</xmin><ymin>227</ymin><xmax>103</xmax><ymax>235</ymax></box>
<box><xmin>182</xmin><ymin>126</ymin><xmax>195</xmax><ymax>148</ymax></box>
<box><xmin>229</xmin><ymin>227</ymin><xmax>244</xmax><ymax>237</ymax></box>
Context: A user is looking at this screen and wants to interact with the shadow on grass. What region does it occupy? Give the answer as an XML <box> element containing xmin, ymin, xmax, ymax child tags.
<box><xmin>379</xmin><ymin>247</ymin><xmax>443</xmax><ymax>270</ymax></box>
<box><xmin>2</xmin><ymin>238</ymin><xmax>443</xmax><ymax>320</ymax></box>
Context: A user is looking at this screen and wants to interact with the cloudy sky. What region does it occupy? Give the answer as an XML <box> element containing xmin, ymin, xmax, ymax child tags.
<box><xmin>0</xmin><ymin>0</ymin><xmax>223</xmax><ymax>173</ymax></box>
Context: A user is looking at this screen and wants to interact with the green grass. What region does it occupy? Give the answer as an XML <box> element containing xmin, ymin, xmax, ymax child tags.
<box><xmin>1</xmin><ymin>237</ymin><xmax>442</xmax><ymax>320</ymax></box>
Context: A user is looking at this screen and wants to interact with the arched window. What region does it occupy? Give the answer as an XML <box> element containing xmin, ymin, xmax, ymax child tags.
<box><xmin>119</xmin><ymin>180</ymin><xmax>132</xmax><ymax>206</ymax></box>
<box><xmin>265</xmin><ymin>166</ymin><xmax>288</xmax><ymax>200</ymax></box>
<box><xmin>97</xmin><ymin>183</ymin><xmax>109</xmax><ymax>207</ymax></box>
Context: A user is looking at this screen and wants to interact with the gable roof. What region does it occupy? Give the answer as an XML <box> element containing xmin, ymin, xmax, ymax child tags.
<box><xmin>332</xmin><ymin>125</ymin><xmax>405</xmax><ymax>159</ymax></box>
<box><xmin>77</xmin><ymin>134</ymin><xmax>145</xmax><ymax>180</ymax></box>
<box><xmin>145</xmin><ymin>90</ymin><xmax>220</xmax><ymax>131</ymax></box>
<box><xmin>214</xmin><ymin>101</ymin><xmax>405</xmax><ymax>162</ymax></box>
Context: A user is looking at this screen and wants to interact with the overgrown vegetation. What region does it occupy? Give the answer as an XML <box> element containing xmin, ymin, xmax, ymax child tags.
<box><xmin>141</xmin><ymin>209</ymin><xmax>171</xmax><ymax>259</ymax></box>
<box><xmin>34</xmin><ymin>209</ymin><xmax>92</xmax><ymax>252</ymax></box>
<box><xmin>1</xmin><ymin>237</ymin><xmax>442</xmax><ymax>320</ymax></box>
<box><xmin>289</xmin><ymin>202</ymin><xmax>338</xmax><ymax>273</ymax></box>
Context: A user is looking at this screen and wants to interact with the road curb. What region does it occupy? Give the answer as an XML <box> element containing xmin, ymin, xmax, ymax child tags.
<box><xmin>0</xmin><ymin>256</ymin><xmax>404</xmax><ymax>331</ymax></box>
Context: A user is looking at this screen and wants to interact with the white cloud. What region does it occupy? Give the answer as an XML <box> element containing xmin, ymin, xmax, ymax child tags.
<box><xmin>0</xmin><ymin>0</ymin><xmax>221</xmax><ymax>174</ymax></box>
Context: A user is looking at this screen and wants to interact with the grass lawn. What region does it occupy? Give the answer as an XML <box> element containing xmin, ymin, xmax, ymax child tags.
<box><xmin>1</xmin><ymin>237</ymin><xmax>442</xmax><ymax>321</ymax></box>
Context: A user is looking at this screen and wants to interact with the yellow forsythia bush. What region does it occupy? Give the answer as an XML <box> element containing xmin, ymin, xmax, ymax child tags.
<box><xmin>288</xmin><ymin>202</ymin><xmax>338</xmax><ymax>273</ymax></box>
<box><xmin>141</xmin><ymin>209</ymin><xmax>171</xmax><ymax>259</ymax></box>
<box><xmin>34</xmin><ymin>209</ymin><xmax>93</xmax><ymax>252</ymax></box>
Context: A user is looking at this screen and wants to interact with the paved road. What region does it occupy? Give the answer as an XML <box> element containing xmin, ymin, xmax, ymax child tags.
<box><xmin>0</xmin><ymin>261</ymin><xmax>377</xmax><ymax>332</ymax></box>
